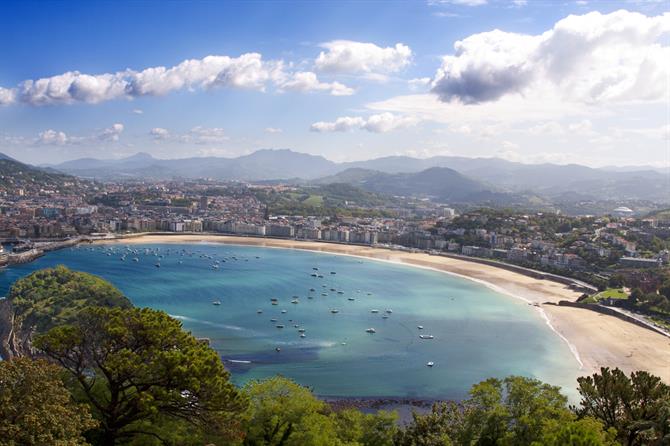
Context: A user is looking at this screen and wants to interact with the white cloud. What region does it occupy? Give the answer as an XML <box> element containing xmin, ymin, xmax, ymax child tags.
<box><xmin>0</xmin><ymin>52</ymin><xmax>354</xmax><ymax>106</ymax></box>
<box><xmin>264</xmin><ymin>127</ymin><xmax>283</xmax><ymax>133</ymax></box>
<box><xmin>431</xmin><ymin>10</ymin><xmax>670</xmax><ymax>104</ymax></box>
<box><xmin>315</xmin><ymin>40</ymin><xmax>412</xmax><ymax>76</ymax></box>
<box><xmin>98</xmin><ymin>123</ymin><xmax>124</xmax><ymax>141</ymax></box>
<box><xmin>150</xmin><ymin>126</ymin><xmax>228</xmax><ymax>144</ymax></box>
<box><xmin>150</xmin><ymin>127</ymin><xmax>170</xmax><ymax>140</ymax></box>
<box><xmin>0</xmin><ymin>87</ymin><xmax>16</xmax><ymax>105</ymax></box>
<box><xmin>37</xmin><ymin>129</ymin><xmax>69</xmax><ymax>145</ymax></box>
<box><xmin>310</xmin><ymin>112</ymin><xmax>418</xmax><ymax>133</ymax></box>
<box><xmin>278</xmin><ymin>71</ymin><xmax>354</xmax><ymax>96</ymax></box>
<box><xmin>132</xmin><ymin>108</ymin><xmax>143</xmax><ymax>114</ymax></box>
<box><xmin>35</xmin><ymin>123</ymin><xmax>124</xmax><ymax>145</ymax></box>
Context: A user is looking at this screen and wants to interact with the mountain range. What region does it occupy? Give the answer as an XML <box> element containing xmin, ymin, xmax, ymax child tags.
<box><xmin>43</xmin><ymin>149</ymin><xmax>669</xmax><ymax>204</ymax></box>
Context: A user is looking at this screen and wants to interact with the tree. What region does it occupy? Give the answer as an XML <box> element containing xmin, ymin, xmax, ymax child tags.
<box><xmin>242</xmin><ymin>376</ymin><xmax>332</xmax><ymax>446</ymax></box>
<box><xmin>35</xmin><ymin>307</ymin><xmax>247</xmax><ymax>446</ymax></box>
<box><xmin>242</xmin><ymin>376</ymin><xmax>396</xmax><ymax>446</ymax></box>
<box><xmin>395</xmin><ymin>376</ymin><xmax>574</xmax><ymax>446</ymax></box>
<box><xmin>536</xmin><ymin>417</ymin><xmax>618</xmax><ymax>446</ymax></box>
<box><xmin>576</xmin><ymin>367</ymin><xmax>670</xmax><ymax>446</ymax></box>
<box><xmin>0</xmin><ymin>357</ymin><xmax>97</xmax><ymax>446</ymax></box>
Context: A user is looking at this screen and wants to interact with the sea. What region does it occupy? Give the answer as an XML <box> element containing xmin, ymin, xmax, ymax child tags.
<box><xmin>0</xmin><ymin>242</ymin><xmax>582</xmax><ymax>400</ymax></box>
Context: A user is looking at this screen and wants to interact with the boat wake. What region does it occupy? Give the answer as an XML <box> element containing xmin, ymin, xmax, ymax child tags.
<box><xmin>169</xmin><ymin>314</ymin><xmax>244</xmax><ymax>331</ymax></box>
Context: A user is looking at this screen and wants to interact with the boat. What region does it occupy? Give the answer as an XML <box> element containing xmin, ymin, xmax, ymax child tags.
<box><xmin>281</xmin><ymin>309</ymin><xmax>287</xmax><ymax>314</ymax></box>
<box><xmin>382</xmin><ymin>315</ymin><xmax>389</xmax><ymax>319</ymax></box>
<box><xmin>419</xmin><ymin>335</ymin><xmax>434</xmax><ymax>340</ymax></box>
<box><xmin>365</xmin><ymin>328</ymin><xmax>376</xmax><ymax>333</ymax></box>
<box><xmin>317</xmin><ymin>275</ymin><xmax>324</xmax><ymax>278</ymax></box>
<box><xmin>270</xmin><ymin>318</ymin><xmax>277</xmax><ymax>322</ymax></box>
<box><xmin>311</xmin><ymin>273</ymin><xmax>318</xmax><ymax>277</ymax></box>
<box><xmin>276</xmin><ymin>325</ymin><xmax>284</xmax><ymax>329</ymax></box>
<box><xmin>337</xmin><ymin>291</ymin><xmax>344</xmax><ymax>295</ymax></box>
<box><xmin>272</xmin><ymin>301</ymin><xmax>279</xmax><ymax>305</ymax></box>
<box><xmin>298</xmin><ymin>328</ymin><xmax>306</xmax><ymax>333</ymax></box>
<box><xmin>417</xmin><ymin>325</ymin><xmax>424</xmax><ymax>330</ymax></box>
<box><xmin>155</xmin><ymin>262</ymin><xmax>160</xmax><ymax>268</ymax></box>
<box><xmin>426</xmin><ymin>362</ymin><xmax>434</xmax><ymax>367</ymax></box>
<box><xmin>294</xmin><ymin>324</ymin><xmax>300</xmax><ymax>328</ymax></box>
<box><xmin>312</xmin><ymin>267</ymin><xmax>319</xmax><ymax>270</ymax></box>
<box><xmin>330</xmin><ymin>288</ymin><xmax>337</xmax><ymax>292</ymax></box>
<box><xmin>348</xmin><ymin>297</ymin><xmax>355</xmax><ymax>301</ymax></box>
<box><xmin>270</xmin><ymin>298</ymin><xmax>278</xmax><ymax>302</ymax></box>
<box><xmin>330</xmin><ymin>271</ymin><xmax>336</xmax><ymax>275</ymax></box>
<box><xmin>370</xmin><ymin>309</ymin><xmax>379</xmax><ymax>313</ymax></box>
<box><xmin>385</xmin><ymin>309</ymin><xmax>393</xmax><ymax>314</ymax></box>
<box><xmin>257</xmin><ymin>310</ymin><xmax>263</xmax><ymax>314</ymax></box>
<box><xmin>300</xmin><ymin>333</ymin><xmax>306</xmax><ymax>338</ymax></box>
<box><xmin>321</xmin><ymin>293</ymin><xmax>328</xmax><ymax>296</ymax></box>
<box><xmin>330</xmin><ymin>309</ymin><xmax>339</xmax><ymax>314</ymax></box>
<box><xmin>291</xmin><ymin>299</ymin><xmax>299</xmax><ymax>304</ymax></box>
<box><xmin>275</xmin><ymin>347</ymin><xmax>281</xmax><ymax>352</ymax></box>
<box><xmin>212</xmin><ymin>300</ymin><xmax>221</xmax><ymax>306</ymax></box>
<box><xmin>309</xmin><ymin>288</ymin><xmax>316</xmax><ymax>292</ymax></box>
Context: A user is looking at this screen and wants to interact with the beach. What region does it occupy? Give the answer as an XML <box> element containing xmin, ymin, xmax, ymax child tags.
<box><xmin>96</xmin><ymin>234</ymin><xmax>670</xmax><ymax>382</ymax></box>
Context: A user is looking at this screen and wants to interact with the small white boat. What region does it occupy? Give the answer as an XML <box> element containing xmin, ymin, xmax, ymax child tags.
<box><xmin>426</xmin><ymin>361</ymin><xmax>434</xmax><ymax>367</ymax></box>
<box><xmin>370</xmin><ymin>309</ymin><xmax>379</xmax><ymax>313</ymax></box>
<box><xmin>281</xmin><ymin>310</ymin><xmax>287</xmax><ymax>314</ymax></box>
<box><xmin>419</xmin><ymin>335</ymin><xmax>434</xmax><ymax>340</ymax></box>
<box><xmin>257</xmin><ymin>310</ymin><xmax>263</xmax><ymax>314</ymax></box>
<box><xmin>270</xmin><ymin>318</ymin><xmax>277</xmax><ymax>322</ymax></box>
<box><xmin>272</xmin><ymin>301</ymin><xmax>279</xmax><ymax>305</ymax></box>
<box><xmin>348</xmin><ymin>297</ymin><xmax>355</xmax><ymax>301</ymax></box>
<box><xmin>212</xmin><ymin>300</ymin><xmax>221</xmax><ymax>306</ymax></box>
<box><xmin>276</xmin><ymin>325</ymin><xmax>284</xmax><ymax>329</ymax></box>
<box><xmin>417</xmin><ymin>325</ymin><xmax>424</xmax><ymax>330</ymax></box>
<box><xmin>298</xmin><ymin>328</ymin><xmax>306</xmax><ymax>333</ymax></box>
<box><xmin>385</xmin><ymin>309</ymin><xmax>393</xmax><ymax>314</ymax></box>
<box><xmin>300</xmin><ymin>333</ymin><xmax>306</xmax><ymax>338</ymax></box>
<box><xmin>291</xmin><ymin>299</ymin><xmax>299</xmax><ymax>304</ymax></box>
<box><xmin>275</xmin><ymin>347</ymin><xmax>281</xmax><ymax>352</ymax></box>
<box><xmin>365</xmin><ymin>328</ymin><xmax>376</xmax><ymax>333</ymax></box>
<box><xmin>330</xmin><ymin>309</ymin><xmax>339</xmax><ymax>314</ymax></box>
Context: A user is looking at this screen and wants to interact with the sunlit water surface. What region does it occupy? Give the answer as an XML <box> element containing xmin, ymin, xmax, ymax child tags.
<box><xmin>0</xmin><ymin>243</ymin><xmax>581</xmax><ymax>399</ymax></box>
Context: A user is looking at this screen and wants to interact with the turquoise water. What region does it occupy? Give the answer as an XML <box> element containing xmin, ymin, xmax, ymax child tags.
<box><xmin>0</xmin><ymin>243</ymin><xmax>581</xmax><ymax>399</ymax></box>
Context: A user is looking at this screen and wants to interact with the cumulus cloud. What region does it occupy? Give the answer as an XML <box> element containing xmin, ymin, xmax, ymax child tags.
<box><xmin>98</xmin><ymin>123</ymin><xmax>124</xmax><ymax>141</ymax></box>
<box><xmin>0</xmin><ymin>53</ymin><xmax>353</xmax><ymax>106</ymax></box>
<box><xmin>278</xmin><ymin>71</ymin><xmax>354</xmax><ymax>95</ymax></box>
<box><xmin>431</xmin><ymin>10</ymin><xmax>670</xmax><ymax>104</ymax></box>
<box><xmin>36</xmin><ymin>123</ymin><xmax>125</xmax><ymax>145</ymax></box>
<box><xmin>310</xmin><ymin>113</ymin><xmax>418</xmax><ymax>133</ymax></box>
<box><xmin>132</xmin><ymin>108</ymin><xmax>143</xmax><ymax>114</ymax></box>
<box><xmin>315</xmin><ymin>40</ymin><xmax>412</xmax><ymax>76</ymax></box>
<box><xmin>264</xmin><ymin>127</ymin><xmax>283</xmax><ymax>133</ymax></box>
<box><xmin>37</xmin><ymin>129</ymin><xmax>69</xmax><ymax>145</ymax></box>
<box><xmin>150</xmin><ymin>127</ymin><xmax>170</xmax><ymax>140</ymax></box>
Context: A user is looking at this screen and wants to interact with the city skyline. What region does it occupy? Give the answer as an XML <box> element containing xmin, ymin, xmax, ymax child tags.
<box><xmin>1</xmin><ymin>0</ymin><xmax>668</xmax><ymax>167</ymax></box>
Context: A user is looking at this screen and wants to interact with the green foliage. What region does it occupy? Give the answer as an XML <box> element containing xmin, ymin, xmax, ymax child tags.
<box><xmin>8</xmin><ymin>265</ymin><xmax>131</xmax><ymax>333</ymax></box>
<box><xmin>395</xmin><ymin>376</ymin><xmax>575</xmax><ymax>446</ymax></box>
<box><xmin>242</xmin><ymin>376</ymin><xmax>397</xmax><ymax>446</ymax></box>
<box><xmin>535</xmin><ymin>417</ymin><xmax>619</xmax><ymax>446</ymax></box>
<box><xmin>35</xmin><ymin>307</ymin><xmax>247</xmax><ymax>446</ymax></box>
<box><xmin>0</xmin><ymin>357</ymin><xmax>97</xmax><ymax>446</ymax></box>
<box><xmin>576</xmin><ymin>367</ymin><xmax>670</xmax><ymax>446</ymax></box>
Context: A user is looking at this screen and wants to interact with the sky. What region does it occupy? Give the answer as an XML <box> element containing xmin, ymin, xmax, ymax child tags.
<box><xmin>0</xmin><ymin>0</ymin><xmax>668</xmax><ymax>167</ymax></box>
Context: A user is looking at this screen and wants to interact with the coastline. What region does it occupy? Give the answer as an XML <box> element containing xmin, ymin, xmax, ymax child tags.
<box><xmin>95</xmin><ymin>233</ymin><xmax>670</xmax><ymax>382</ymax></box>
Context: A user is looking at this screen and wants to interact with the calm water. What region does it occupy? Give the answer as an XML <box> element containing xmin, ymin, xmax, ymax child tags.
<box><xmin>0</xmin><ymin>243</ymin><xmax>581</xmax><ymax>399</ymax></box>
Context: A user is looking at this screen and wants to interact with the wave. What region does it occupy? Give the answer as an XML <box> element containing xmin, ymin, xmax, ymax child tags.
<box><xmin>169</xmin><ymin>314</ymin><xmax>244</xmax><ymax>331</ymax></box>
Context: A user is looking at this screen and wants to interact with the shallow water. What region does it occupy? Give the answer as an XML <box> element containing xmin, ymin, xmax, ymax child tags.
<box><xmin>0</xmin><ymin>243</ymin><xmax>581</xmax><ymax>399</ymax></box>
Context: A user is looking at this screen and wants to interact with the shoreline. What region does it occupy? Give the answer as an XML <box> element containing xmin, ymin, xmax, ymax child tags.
<box><xmin>94</xmin><ymin>233</ymin><xmax>670</xmax><ymax>382</ymax></box>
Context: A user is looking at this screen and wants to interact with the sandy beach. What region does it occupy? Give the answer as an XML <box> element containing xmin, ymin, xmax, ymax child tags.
<box><xmin>96</xmin><ymin>234</ymin><xmax>670</xmax><ymax>382</ymax></box>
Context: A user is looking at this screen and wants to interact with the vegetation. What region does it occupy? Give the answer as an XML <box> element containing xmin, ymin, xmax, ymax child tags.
<box><xmin>35</xmin><ymin>307</ymin><xmax>247</xmax><ymax>446</ymax></box>
<box><xmin>7</xmin><ymin>265</ymin><xmax>131</xmax><ymax>334</ymax></box>
<box><xmin>2</xmin><ymin>267</ymin><xmax>669</xmax><ymax>446</ymax></box>
<box><xmin>253</xmin><ymin>183</ymin><xmax>397</xmax><ymax>217</ymax></box>
<box><xmin>0</xmin><ymin>357</ymin><xmax>97</xmax><ymax>446</ymax></box>
<box><xmin>243</xmin><ymin>376</ymin><xmax>397</xmax><ymax>446</ymax></box>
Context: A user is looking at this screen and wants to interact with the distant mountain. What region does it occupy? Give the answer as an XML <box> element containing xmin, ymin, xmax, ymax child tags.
<box><xmin>48</xmin><ymin>149</ymin><xmax>670</xmax><ymax>204</ymax></box>
<box><xmin>50</xmin><ymin>149</ymin><xmax>340</xmax><ymax>181</ymax></box>
<box><xmin>316</xmin><ymin>167</ymin><xmax>544</xmax><ymax>206</ymax></box>
<box><xmin>0</xmin><ymin>153</ymin><xmax>86</xmax><ymax>193</ymax></box>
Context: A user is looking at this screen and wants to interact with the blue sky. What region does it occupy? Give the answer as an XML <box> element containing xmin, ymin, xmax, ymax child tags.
<box><xmin>0</xmin><ymin>0</ymin><xmax>668</xmax><ymax>166</ymax></box>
